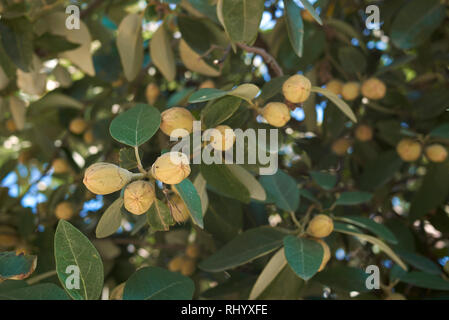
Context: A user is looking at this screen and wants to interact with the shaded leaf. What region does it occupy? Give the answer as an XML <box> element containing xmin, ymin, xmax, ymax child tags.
<box><xmin>311</xmin><ymin>86</ymin><xmax>357</xmax><ymax>123</ymax></box>
<box><xmin>150</xmin><ymin>23</ymin><xmax>176</xmax><ymax>81</ymax></box>
<box><xmin>0</xmin><ymin>252</ymin><xmax>37</xmax><ymax>281</ymax></box>
<box><xmin>147</xmin><ymin>199</ymin><xmax>175</xmax><ymax>231</ymax></box>
<box><xmin>96</xmin><ymin>198</ymin><xmax>123</xmax><ymax>239</ymax></box>
<box><xmin>117</xmin><ymin>13</ymin><xmax>144</xmax><ymax>81</ymax></box>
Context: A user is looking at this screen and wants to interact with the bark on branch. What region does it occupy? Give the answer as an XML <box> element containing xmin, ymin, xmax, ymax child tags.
<box><xmin>236</xmin><ymin>42</ymin><xmax>284</xmax><ymax>77</ymax></box>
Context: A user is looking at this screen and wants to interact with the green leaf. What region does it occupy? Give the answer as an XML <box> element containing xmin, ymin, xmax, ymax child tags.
<box><xmin>0</xmin><ymin>283</ymin><xmax>69</xmax><ymax>300</ymax></box>
<box><xmin>0</xmin><ymin>252</ymin><xmax>37</xmax><ymax>280</ymax></box>
<box><xmin>150</xmin><ymin>23</ymin><xmax>176</xmax><ymax>81</ymax></box>
<box><xmin>314</xmin><ymin>266</ymin><xmax>370</xmax><ymax>292</ymax></box>
<box><xmin>310</xmin><ymin>171</ymin><xmax>337</xmax><ymax>191</ymax></box>
<box><xmin>259</xmin><ymin>170</ymin><xmax>299</xmax><ymax>212</ymax></box>
<box><xmin>335</xmin><ymin>191</ymin><xmax>373</xmax><ymax>206</ymax></box>
<box><xmin>257</xmin><ymin>75</ymin><xmax>290</xmax><ymax>103</ymax></box>
<box><xmin>123</xmin><ymin>267</ymin><xmax>195</xmax><ymax>300</ymax></box>
<box><xmin>391</xmin><ymin>0</ymin><xmax>445</xmax><ymax>50</ymax></box>
<box><xmin>54</xmin><ymin>220</ymin><xmax>104</xmax><ymax>300</ymax></box>
<box><xmin>202</xmin><ymin>95</ymin><xmax>242</xmax><ymax>128</ymax></box>
<box><xmin>190</xmin><ymin>84</ymin><xmax>259</xmax><ymax>104</ymax></box>
<box><xmin>96</xmin><ymin>198</ymin><xmax>123</xmax><ymax>239</ymax></box>
<box><xmin>430</xmin><ymin>123</ymin><xmax>449</xmax><ymax>139</ymax></box>
<box><xmin>399</xmin><ymin>272</ymin><xmax>449</xmax><ymax>291</ymax></box>
<box><xmin>189</xmin><ymin>88</ymin><xmax>227</xmax><ymax>103</ymax></box>
<box><xmin>333</xmin><ymin>221</ymin><xmax>365</xmax><ymax>234</ymax></box>
<box><xmin>179</xmin><ymin>39</ymin><xmax>220</xmax><ymax>77</ymax></box>
<box><xmin>396</xmin><ymin>250</ymin><xmax>441</xmax><ymax>275</ymax></box>
<box><xmin>34</xmin><ymin>33</ymin><xmax>80</xmax><ymax>54</ymax></box>
<box><xmin>0</xmin><ymin>18</ymin><xmax>33</xmax><ymax>71</ymax></box>
<box><xmin>284</xmin><ymin>0</ymin><xmax>304</xmax><ymax>58</ymax></box>
<box><xmin>117</xmin><ymin>13</ymin><xmax>144</xmax><ymax>82</ymax></box>
<box><xmin>174</xmin><ymin>178</ymin><xmax>203</xmax><ymax>228</ymax></box>
<box><xmin>109</xmin><ymin>104</ymin><xmax>161</xmax><ymax>147</ymax></box>
<box><xmin>338</xmin><ymin>47</ymin><xmax>366</xmax><ymax>74</ymax></box>
<box><xmin>119</xmin><ymin>148</ymin><xmax>141</xmax><ymax>170</ymax></box>
<box><xmin>199</xmin><ymin>227</ymin><xmax>287</xmax><ymax>272</ymax></box>
<box><xmin>337</xmin><ymin>216</ymin><xmax>398</xmax><ymax>245</ymax></box>
<box><xmin>298</xmin><ymin>0</ymin><xmax>322</xmax><ymax>25</ymax></box>
<box><xmin>147</xmin><ymin>199</ymin><xmax>175</xmax><ymax>231</ymax></box>
<box><xmin>311</xmin><ymin>86</ymin><xmax>357</xmax><ymax>123</ymax></box>
<box><xmin>283</xmin><ymin>236</ymin><xmax>323</xmax><ymax>280</ymax></box>
<box><xmin>358</xmin><ymin>151</ymin><xmax>403</xmax><ymax>190</ymax></box>
<box><xmin>200</xmin><ymin>163</ymin><xmax>251</xmax><ymax>203</ymax></box>
<box><xmin>409</xmin><ymin>161</ymin><xmax>449</xmax><ymax>221</ymax></box>
<box><xmin>217</xmin><ymin>0</ymin><xmax>264</xmax><ymax>45</ymax></box>
<box><xmin>324</xmin><ymin>18</ymin><xmax>366</xmax><ymax>52</ymax></box>
<box><xmin>193</xmin><ymin>173</ymin><xmax>209</xmax><ymax>215</ymax></box>
<box><xmin>178</xmin><ymin>16</ymin><xmax>214</xmax><ymax>54</ymax></box>
<box><xmin>227</xmin><ymin>83</ymin><xmax>260</xmax><ymax>103</ymax></box>
<box><xmin>27</xmin><ymin>93</ymin><xmax>83</xmax><ymax>116</ymax></box>
<box><xmin>227</xmin><ymin>164</ymin><xmax>266</xmax><ymax>201</ymax></box>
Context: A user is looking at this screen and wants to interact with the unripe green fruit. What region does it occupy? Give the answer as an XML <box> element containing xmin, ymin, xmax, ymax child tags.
<box><xmin>160</xmin><ymin>107</ymin><xmax>194</xmax><ymax>138</ymax></box>
<box><xmin>325</xmin><ymin>79</ymin><xmax>344</xmax><ymax>95</ymax></box>
<box><xmin>331</xmin><ymin>138</ymin><xmax>351</xmax><ymax>156</ymax></box>
<box><xmin>341</xmin><ymin>82</ymin><xmax>360</xmax><ymax>101</ymax></box>
<box><xmin>199</xmin><ymin>80</ymin><xmax>215</xmax><ymax>89</ymax></box>
<box><xmin>151</xmin><ymin>152</ymin><xmax>191</xmax><ymax>185</ymax></box>
<box><xmin>315</xmin><ymin>239</ymin><xmax>331</xmax><ymax>272</ymax></box>
<box><xmin>425</xmin><ymin>144</ymin><xmax>448</xmax><ymax>163</ymax></box>
<box><xmin>83</xmin><ymin>162</ymin><xmax>134</xmax><ymax>195</ymax></box>
<box><xmin>361</xmin><ymin>78</ymin><xmax>386</xmax><ymax>100</ymax></box>
<box><xmin>210</xmin><ymin>125</ymin><xmax>236</xmax><ymax>151</ymax></box>
<box><xmin>355</xmin><ymin>124</ymin><xmax>373</xmax><ymax>142</ymax></box>
<box><xmin>169</xmin><ymin>195</ymin><xmax>190</xmax><ymax>223</ymax></box>
<box><xmin>396</xmin><ymin>139</ymin><xmax>422</xmax><ymax>162</ymax></box>
<box><xmin>55</xmin><ymin>202</ymin><xmax>75</xmax><ymax>220</ymax></box>
<box><xmin>262</xmin><ymin>102</ymin><xmax>291</xmax><ymax>127</ymax></box>
<box><xmin>52</xmin><ymin>158</ymin><xmax>70</xmax><ymax>174</ymax></box>
<box><xmin>69</xmin><ymin>118</ymin><xmax>88</xmax><ymax>135</ymax></box>
<box><xmin>145</xmin><ymin>83</ymin><xmax>160</xmax><ymax>105</ymax></box>
<box><xmin>185</xmin><ymin>244</ymin><xmax>200</xmax><ymax>259</ymax></box>
<box><xmin>282</xmin><ymin>75</ymin><xmax>312</xmax><ymax>103</ymax></box>
<box><xmin>307</xmin><ymin>214</ymin><xmax>334</xmax><ymax>238</ymax></box>
<box><xmin>124</xmin><ymin>181</ymin><xmax>156</xmax><ymax>215</ymax></box>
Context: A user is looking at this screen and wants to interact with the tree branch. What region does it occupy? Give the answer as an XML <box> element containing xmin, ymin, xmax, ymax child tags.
<box><xmin>236</xmin><ymin>42</ymin><xmax>284</xmax><ymax>77</ymax></box>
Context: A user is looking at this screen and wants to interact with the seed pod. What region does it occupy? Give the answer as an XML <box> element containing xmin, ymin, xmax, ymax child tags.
<box><xmin>83</xmin><ymin>129</ymin><xmax>94</xmax><ymax>144</ymax></box>
<box><xmin>151</xmin><ymin>152</ymin><xmax>191</xmax><ymax>185</ymax></box>
<box><xmin>168</xmin><ymin>256</ymin><xmax>184</xmax><ymax>272</ymax></box>
<box><xmin>307</xmin><ymin>214</ymin><xmax>334</xmax><ymax>238</ymax></box>
<box><xmin>331</xmin><ymin>138</ymin><xmax>351</xmax><ymax>156</ymax></box>
<box><xmin>69</xmin><ymin>118</ymin><xmax>88</xmax><ymax>135</ymax></box>
<box><xmin>210</xmin><ymin>125</ymin><xmax>236</xmax><ymax>151</ymax></box>
<box><xmin>385</xmin><ymin>293</ymin><xmax>406</xmax><ymax>300</ymax></box>
<box><xmin>124</xmin><ymin>181</ymin><xmax>156</xmax><ymax>215</ymax></box>
<box><xmin>145</xmin><ymin>83</ymin><xmax>160</xmax><ymax>105</ymax></box>
<box><xmin>282</xmin><ymin>75</ymin><xmax>312</xmax><ymax>103</ymax></box>
<box><xmin>396</xmin><ymin>139</ymin><xmax>422</xmax><ymax>162</ymax></box>
<box><xmin>355</xmin><ymin>124</ymin><xmax>373</xmax><ymax>142</ymax></box>
<box><xmin>169</xmin><ymin>195</ymin><xmax>190</xmax><ymax>223</ymax></box>
<box><xmin>199</xmin><ymin>80</ymin><xmax>215</xmax><ymax>89</ymax></box>
<box><xmin>55</xmin><ymin>202</ymin><xmax>75</xmax><ymax>220</ymax></box>
<box><xmin>325</xmin><ymin>79</ymin><xmax>344</xmax><ymax>95</ymax></box>
<box><xmin>52</xmin><ymin>158</ymin><xmax>70</xmax><ymax>174</ymax></box>
<box><xmin>261</xmin><ymin>102</ymin><xmax>291</xmax><ymax>127</ymax></box>
<box><xmin>83</xmin><ymin>162</ymin><xmax>134</xmax><ymax>195</ymax></box>
<box><xmin>185</xmin><ymin>244</ymin><xmax>200</xmax><ymax>259</ymax></box>
<box><xmin>341</xmin><ymin>82</ymin><xmax>360</xmax><ymax>101</ymax></box>
<box><xmin>315</xmin><ymin>239</ymin><xmax>331</xmax><ymax>272</ymax></box>
<box><xmin>361</xmin><ymin>77</ymin><xmax>386</xmax><ymax>100</ymax></box>
<box><xmin>425</xmin><ymin>144</ymin><xmax>448</xmax><ymax>163</ymax></box>
<box><xmin>160</xmin><ymin>107</ymin><xmax>194</xmax><ymax>138</ymax></box>
<box><xmin>180</xmin><ymin>257</ymin><xmax>196</xmax><ymax>276</ymax></box>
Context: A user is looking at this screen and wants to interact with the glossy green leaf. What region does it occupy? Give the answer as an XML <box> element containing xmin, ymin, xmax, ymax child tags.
<box><xmin>312</xmin><ymin>86</ymin><xmax>357</xmax><ymax>123</ymax></box>
<box><xmin>174</xmin><ymin>178</ymin><xmax>203</xmax><ymax>228</ymax></box>
<box><xmin>337</xmin><ymin>216</ymin><xmax>397</xmax><ymax>245</ymax></box>
<box><xmin>227</xmin><ymin>164</ymin><xmax>266</xmax><ymax>201</ymax></box>
<box><xmin>399</xmin><ymin>271</ymin><xmax>449</xmax><ymax>291</ymax></box>
<box><xmin>109</xmin><ymin>104</ymin><xmax>161</xmax><ymax>147</ymax></box>
<box><xmin>314</xmin><ymin>266</ymin><xmax>370</xmax><ymax>292</ymax></box>
<box><xmin>147</xmin><ymin>199</ymin><xmax>175</xmax><ymax>231</ymax></box>
<box><xmin>201</xmin><ymin>96</ymin><xmax>242</xmax><ymax>128</ymax></box>
<box><xmin>283</xmin><ymin>235</ymin><xmax>323</xmax><ymax>280</ymax></box>
<box><xmin>0</xmin><ymin>252</ymin><xmax>37</xmax><ymax>281</ymax></box>
<box><xmin>259</xmin><ymin>170</ymin><xmax>299</xmax><ymax>212</ymax></box>
<box><xmin>189</xmin><ymin>88</ymin><xmax>227</xmax><ymax>103</ymax></box>
<box><xmin>0</xmin><ymin>283</ymin><xmax>69</xmax><ymax>300</ymax></box>
<box><xmin>123</xmin><ymin>267</ymin><xmax>195</xmax><ymax>300</ymax></box>
<box><xmin>298</xmin><ymin>0</ymin><xmax>322</xmax><ymax>25</ymax></box>
<box><xmin>430</xmin><ymin>123</ymin><xmax>449</xmax><ymax>139</ymax></box>
<box><xmin>96</xmin><ymin>198</ymin><xmax>123</xmax><ymax>239</ymax></box>
<box><xmin>335</xmin><ymin>191</ymin><xmax>373</xmax><ymax>206</ymax></box>
<box><xmin>310</xmin><ymin>171</ymin><xmax>337</xmax><ymax>191</ymax></box>
<box><xmin>54</xmin><ymin>220</ymin><xmax>104</xmax><ymax>300</ymax></box>
<box><xmin>396</xmin><ymin>250</ymin><xmax>441</xmax><ymax>275</ymax></box>
<box><xmin>284</xmin><ymin>0</ymin><xmax>304</xmax><ymax>58</ymax></box>
<box><xmin>199</xmin><ymin>227</ymin><xmax>287</xmax><ymax>272</ymax></box>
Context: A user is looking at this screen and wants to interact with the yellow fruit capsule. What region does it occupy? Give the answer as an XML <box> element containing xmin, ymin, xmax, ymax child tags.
<box><xmin>55</xmin><ymin>202</ymin><xmax>75</xmax><ymax>220</ymax></box>
<box><xmin>199</xmin><ymin>80</ymin><xmax>215</xmax><ymax>89</ymax></box>
<box><xmin>160</xmin><ymin>107</ymin><xmax>194</xmax><ymax>138</ymax></box>
<box><xmin>185</xmin><ymin>244</ymin><xmax>200</xmax><ymax>259</ymax></box>
<box><xmin>169</xmin><ymin>195</ymin><xmax>190</xmax><ymax>223</ymax></box>
<box><xmin>301</xmin><ymin>9</ymin><xmax>315</xmax><ymax>22</ymax></box>
<box><xmin>69</xmin><ymin>117</ymin><xmax>88</xmax><ymax>135</ymax></box>
<box><xmin>425</xmin><ymin>144</ymin><xmax>448</xmax><ymax>163</ymax></box>
<box><xmin>282</xmin><ymin>74</ymin><xmax>312</xmax><ymax>103</ymax></box>
<box><xmin>83</xmin><ymin>162</ymin><xmax>134</xmax><ymax>195</ymax></box>
<box><xmin>355</xmin><ymin>124</ymin><xmax>373</xmax><ymax>142</ymax></box>
<box><xmin>52</xmin><ymin>158</ymin><xmax>70</xmax><ymax>174</ymax></box>
<box><xmin>124</xmin><ymin>181</ymin><xmax>156</xmax><ymax>215</ymax></box>
<box><xmin>385</xmin><ymin>293</ymin><xmax>406</xmax><ymax>300</ymax></box>
<box><xmin>325</xmin><ymin>79</ymin><xmax>344</xmax><ymax>95</ymax></box>
<box><xmin>168</xmin><ymin>256</ymin><xmax>184</xmax><ymax>272</ymax></box>
<box><xmin>109</xmin><ymin>283</ymin><xmax>125</xmax><ymax>300</ymax></box>
<box><xmin>145</xmin><ymin>83</ymin><xmax>160</xmax><ymax>105</ymax></box>
<box><xmin>341</xmin><ymin>82</ymin><xmax>360</xmax><ymax>101</ymax></box>
<box><xmin>83</xmin><ymin>129</ymin><xmax>94</xmax><ymax>144</ymax></box>
<box><xmin>261</xmin><ymin>102</ymin><xmax>291</xmax><ymax>127</ymax></box>
<box><xmin>315</xmin><ymin>239</ymin><xmax>331</xmax><ymax>272</ymax></box>
<box><xmin>331</xmin><ymin>138</ymin><xmax>351</xmax><ymax>156</ymax></box>
<box><xmin>307</xmin><ymin>214</ymin><xmax>334</xmax><ymax>238</ymax></box>
<box><xmin>361</xmin><ymin>77</ymin><xmax>386</xmax><ymax>100</ymax></box>
<box><xmin>180</xmin><ymin>258</ymin><xmax>196</xmax><ymax>276</ymax></box>
<box><xmin>6</xmin><ymin>119</ymin><xmax>17</xmax><ymax>132</ymax></box>
<box><xmin>210</xmin><ymin>125</ymin><xmax>236</xmax><ymax>151</ymax></box>
<box><xmin>151</xmin><ymin>152</ymin><xmax>191</xmax><ymax>185</ymax></box>
<box><xmin>396</xmin><ymin>139</ymin><xmax>422</xmax><ymax>162</ymax></box>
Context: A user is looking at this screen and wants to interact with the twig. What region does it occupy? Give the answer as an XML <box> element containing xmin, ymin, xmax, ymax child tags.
<box><xmin>289</xmin><ymin>211</ymin><xmax>301</xmax><ymax>229</ymax></box>
<box><xmin>134</xmin><ymin>146</ymin><xmax>147</xmax><ymax>175</ymax></box>
<box><xmin>236</xmin><ymin>42</ymin><xmax>284</xmax><ymax>77</ymax></box>
<box><xmin>26</xmin><ymin>270</ymin><xmax>57</xmax><ymax>285</ymax></box>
